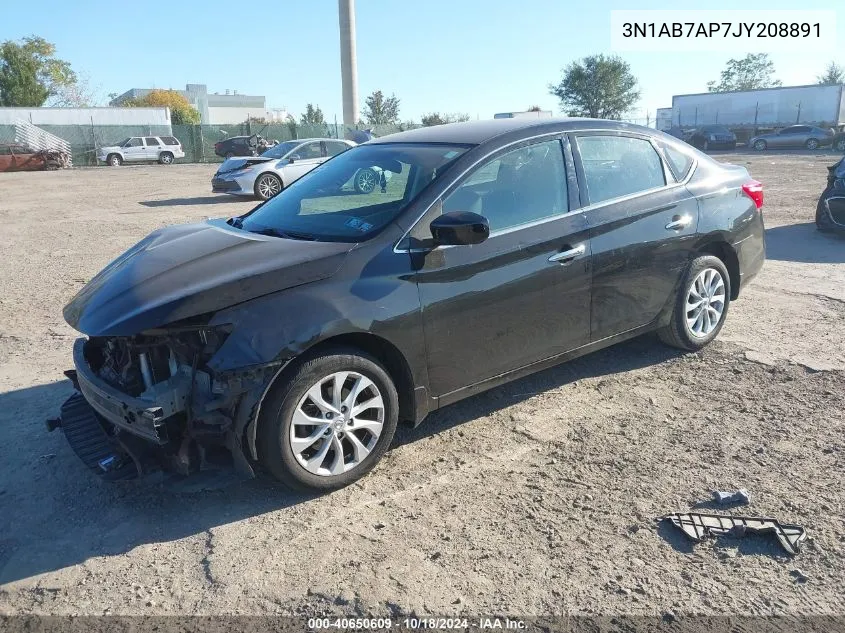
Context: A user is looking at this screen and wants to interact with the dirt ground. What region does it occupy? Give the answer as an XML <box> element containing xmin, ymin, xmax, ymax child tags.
<box><xmin>0</xmin><ymin>154</ymin><xmax>843</xmax><ymax>618</ymax></box>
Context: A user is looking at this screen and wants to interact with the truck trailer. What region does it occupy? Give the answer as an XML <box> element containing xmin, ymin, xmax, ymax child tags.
<box><xmin>671</xmin><ymin>84</ymin><xmax>845</xmax><ymax>134</ymax></box>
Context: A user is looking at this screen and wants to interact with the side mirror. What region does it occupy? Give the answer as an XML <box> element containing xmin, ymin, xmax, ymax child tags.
<box><xmin>430</xmin><ymin>211</ymin><xmax>489</xmax><ymax>246</ymax></box>
<box><xmin>288</xmin><ymin>154</ymin><xmax>301</xmax><ymax>163</ymax></box>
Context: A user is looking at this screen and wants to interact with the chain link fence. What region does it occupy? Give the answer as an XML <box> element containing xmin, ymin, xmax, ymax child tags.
<box><xmin>0</xmin><ymin>121</ymin><xmax>420</xmax><ymax>166</ymax></box>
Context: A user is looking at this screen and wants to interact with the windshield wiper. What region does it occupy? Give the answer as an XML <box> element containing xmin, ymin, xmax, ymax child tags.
<box><xmin>252</xmin><ymin>227</ymin><xmax>317</xmax><ymax>241</ymax></box>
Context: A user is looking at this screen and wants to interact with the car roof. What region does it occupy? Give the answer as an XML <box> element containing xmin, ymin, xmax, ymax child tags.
<box><xmin>369</xmin><ymin>118</ymin><xmax>654</xmax><ymax>145</ymax></box>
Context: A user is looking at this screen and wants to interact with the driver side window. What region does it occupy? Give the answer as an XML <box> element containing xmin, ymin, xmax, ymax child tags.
<box><xmin>441</xmin><ymin>139</ymin><xmax>568</xmax><ymax>234</ymax></box>
<box><xmin>296</xmin><ymin>142</ymin><xmax>323</xmax><ymax>159</ymax></box>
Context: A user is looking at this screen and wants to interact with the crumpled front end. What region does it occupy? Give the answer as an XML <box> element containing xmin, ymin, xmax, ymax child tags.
<box><xmin>50</xmin><ymin>326</ymin><xmax>277</xmax><ymax>480</ymax></box>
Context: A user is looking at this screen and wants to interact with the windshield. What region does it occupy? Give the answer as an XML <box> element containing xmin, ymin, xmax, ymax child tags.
<box><xmin>260</xmin><ymin>141</ymin><xmax>300</xmax><ymax>159</ymax></box>
<box><xmin>239</xmin><ymin>143</ymin><xmax>470</xmax><ymax>242</ymax></box>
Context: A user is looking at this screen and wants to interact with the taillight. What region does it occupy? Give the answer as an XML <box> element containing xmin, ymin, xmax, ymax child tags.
<box><xmin>742</xmin><ymin>180</ymin><xmax>763</xmax><ymax>210</ymax></box>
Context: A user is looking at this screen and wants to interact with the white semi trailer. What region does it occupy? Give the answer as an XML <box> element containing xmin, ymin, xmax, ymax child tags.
<box><xmin>671</xmin><ymin>84</ymin><xmax>845</xmax><ymax>132</ymax></box>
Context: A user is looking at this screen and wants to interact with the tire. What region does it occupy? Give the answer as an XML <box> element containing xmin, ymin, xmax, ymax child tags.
<box><xmin>834</xmin><ymin>138</ymin><xmax>845</xmax><ymax>153</ymax></box>
<box><xmin>254</xmin><ymin>172</ymin><xmax>282</xmax><ymax>200</ymax></box>
<box><xmin>816</xmin><ymin>196</ymin><xmax>835</xmax><ymax>233</ymax></box>
<box><xmin>45</xmin><ymin>162</ymin><xmax>60</xmax><ymax>171</ymax></box>
<box><xmin>658</xmin><ymin>255</ymin><xmax>731</xmax><ymax>351</ymax></box>
<box><xmin>107</xmin><ymin>153</ymin><xmax>122</xmax><ymax>167</ymax></box>
<box><xmin>159</xmin><ymin>151</ymin><xmax>174</xmax><ymax>165</ymax></box>
<box><xmin>257</xmin><ymin>348</ymin><xmax>399</xmax><ymax>491</ymax></box>
<box><xmin>354</xmin><ymin>167</ymin><xmax>378</xmax><ymax>194</ymax></box>
<box><xmin>806</xmin><ymin>138</ymin><xmax>820</xmax><ymax>150</ymax></box>
<box><xmin>753</xmin><ymin>140</ymin><xmax>767</xmax><ymax>151</ymax></box>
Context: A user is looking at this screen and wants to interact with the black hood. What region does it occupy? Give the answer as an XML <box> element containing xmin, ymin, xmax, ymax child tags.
<box><xmin>64</xmin><ymin>219</ymin><xmax>353</xmax><ymax>336</ymax></box>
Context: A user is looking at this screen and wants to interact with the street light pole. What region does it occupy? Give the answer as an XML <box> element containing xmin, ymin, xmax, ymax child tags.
<box><xmin>338</xmin><ymin>0</ymin><xmax>359</xmax><ymax>131</ymax></box>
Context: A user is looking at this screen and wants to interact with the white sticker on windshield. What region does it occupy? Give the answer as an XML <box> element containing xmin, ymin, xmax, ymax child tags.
<box><xmin>443</xmin><ymin>151</ymin><xmax>459</xmax><ymax>159</ymax></box>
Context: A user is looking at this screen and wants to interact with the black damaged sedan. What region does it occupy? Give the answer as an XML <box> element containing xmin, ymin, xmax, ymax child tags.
<box><xmin>55</xmin><ymin>118</ymin><xmax>765</xmax><ymax>491</ymax></box>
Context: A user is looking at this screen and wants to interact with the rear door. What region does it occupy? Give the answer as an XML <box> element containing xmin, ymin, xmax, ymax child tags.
<box><xmin>412</xmin><ymin>137</ymin><xmax>592</xmax><ymax>397</ymax></box>
<box><xmin>571</xmin><ymin>132</ymin><xmax>699</xmax><ymax>341</ymax></box>
<box><xmin>144</xmin><ymin>137</ymin><xmax>162</xmax><ymax>160</ymax></box>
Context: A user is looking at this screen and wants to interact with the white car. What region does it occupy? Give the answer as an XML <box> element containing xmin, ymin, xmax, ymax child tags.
<box><xmin>98</xmin><ymin>136</ymin><xmax>185</xmax><ymax>166</ymax></box>
<box><xmin>212</xmin><ymin>138</ymin><xmax>377</xmax><ymax>200</ymax></box>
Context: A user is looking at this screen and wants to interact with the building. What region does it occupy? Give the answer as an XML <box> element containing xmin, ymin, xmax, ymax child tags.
<box><xmin>0</xmin><ymin>106</ymin><xmax>171</xmax><ymax>127</ymax></box>
<box><xmin>110</xmin><ymin>84</ymin><xmax>267</xmax><ymax>125</ymax></box>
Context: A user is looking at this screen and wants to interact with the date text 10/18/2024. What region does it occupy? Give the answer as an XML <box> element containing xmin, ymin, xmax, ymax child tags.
<box><xmin>307</xmin><ymin>617</ymin><xmax>528</xmax><ymax>630</ymax></box>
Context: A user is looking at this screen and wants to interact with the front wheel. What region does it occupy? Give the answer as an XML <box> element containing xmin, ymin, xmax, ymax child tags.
<box><xmin>658</xmin><ymin>255</ymin><xmax>731</xmax><ymax>351</ymax></box>
<box><xmin>806</xmin><ymin>138</ymin><xmax>820</xmax><ymax>150</ymax></box>
<box><xmin>753</xmin><ymin>140</ymin><xmax>767</xmax><ymax>151</ymax></box>
<box><xmin>257</xmin><ymin>348</ymin><xmax>399</xmax><ymax>491</ymax></box>
<box><xmin>816</xmin><ymin>197</ymin><xmax>835</xmax><ymax>232</ymax></box>
<box><xmin>834</xmin><ymin>138</ymin><xmax>845</xmax><ymax>152</ymax></box>
<box><xmin>254</xmin><ymin>173</ymin><xmax>282</xmax><ymax>200</ymax></box>
<box><xmin>107</xmin><ymin>153</ymin><xmax>122</xmax><ymax>166</ymax></box>
<box><xmin>354</xmin><ymin>168</ymin><xmax>378</xmax><ymax>194</ymax></box>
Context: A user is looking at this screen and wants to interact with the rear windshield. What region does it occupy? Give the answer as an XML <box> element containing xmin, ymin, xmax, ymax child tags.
<box><xmin>239</xmin><ymin>143</ymin><xmax>470</xmax><ymax>242</ymax></box>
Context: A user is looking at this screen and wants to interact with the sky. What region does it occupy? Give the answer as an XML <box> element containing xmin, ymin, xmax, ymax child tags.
<box><xmin>1</xmin><ymin>0</ymin><xmax>842</xmax><ymax>123</ymax></box>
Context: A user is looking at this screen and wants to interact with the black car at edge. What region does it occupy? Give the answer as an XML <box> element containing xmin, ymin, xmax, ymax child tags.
<box><xmin>54</xmin><ymin>118</ymin><xmax>766</xmax><ymax>491</ymax></box>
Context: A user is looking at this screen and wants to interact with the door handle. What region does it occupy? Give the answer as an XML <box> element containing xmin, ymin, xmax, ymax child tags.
<box><xmin>549</xmin><ymin>244</ymin><xmax>586</xmax><ymax>264</ymax></box>
<box><xmin>665</xmin><ymin>214</ymin><xmax>692</xmax><ymax>231</ymax></box>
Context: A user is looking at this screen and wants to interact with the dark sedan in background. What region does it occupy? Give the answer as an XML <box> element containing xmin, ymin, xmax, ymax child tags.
<box><xmin>687</xmin><ymin>125</ymin><xmax>737</xmax><ymax>151</ymax></box>
<box><xmin>52</xmin><ymin>118</ymin><xmax>765</xmax><ymax>491</ymax></box>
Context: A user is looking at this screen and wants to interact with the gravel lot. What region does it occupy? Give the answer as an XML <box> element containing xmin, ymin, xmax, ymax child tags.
<box><xmin>1</xmin><ymin>154</ymin><xmax>844</xmax><ymax>618</ymax></box>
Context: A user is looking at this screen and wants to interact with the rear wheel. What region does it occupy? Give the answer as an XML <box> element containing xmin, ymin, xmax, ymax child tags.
<box><xmin>257</xmin><ymin>348</ymin><xmax>399</xmax><ymax>491</ymax></box>
<box><xmin>159</xmin><ymin>151</ymin><xmax>174</xmax><ymax>164</ymax></box>
<box><xmin>107</xmin><ymin>153</ymin><xmax>122</xmax><ymax>166</ymax></box>
<box><xmin>753</xmin><ymin>140</ymin><xmax>767</xmax><ymax>151</ymax></box>
<box><xmin>658</xmin><ymin>255</ymin><xmax>731</xmax><ymax>351</ymax></box>
<box><xmin>254</xmin><ymin>173</ymin><xmax>282</xmax><ymax>200</ymax></box>
<box><xmin>835</xmin><ymin>137</ymin><xmax>845</xmax><ymax>152</ymax></box>
<box><xmin>806</xmin><ymin>138</ymin><xmax>820</xmax><ymax>150</ymax></box>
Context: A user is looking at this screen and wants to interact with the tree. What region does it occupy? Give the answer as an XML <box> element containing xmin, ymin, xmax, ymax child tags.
<box><xmin>50</xmin><ymin>71</ymin><xmax>99</xmax><ymax>107</ymax></box>
<box><xmin>124</xmin><ymin>89</ymin><xmax>201</xmax><ymax>124</ymax></box>
<box><xmin>548</xmin><ymin>54</ymin><xmax>640</xmax><ymax>119</ymax></box>
<box><xmin>527</xmin><ymin>105</ymin><xmax>542</xmax><ymax>112</ymax></box>
<box><xmin>363</xmin><ymin>90</ymin><xmax>400</xmax><ymax>125</ymax></box>
<box><xmin>817</xmin><ymin>61</ymin><xmax>845</xmax><ymax>85</ymax></box>
<box><xmin>300</xmin><ymin>103</ymin><xmax>325</xmax><ymax>125</ymax></box>
<box><xmin>0</xmin><ymin>36</ymin><xmax>77</xmax><ymax>107</ymax></box>
<box><xmin>421</xmin><ymin>112</ymin><xmax>470</xmax><ymax>126</ymax></box>
<box><xmin>707</xmin><ymin>53</ymin><xmax>781</xmax><ymax>92</ymax></box>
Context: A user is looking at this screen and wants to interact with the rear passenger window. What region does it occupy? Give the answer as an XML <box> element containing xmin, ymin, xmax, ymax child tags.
<box><xmin>661</xmin><ymin>144</ymin><xmax>693</xmax><ymax>180</ymax></box>
<box><xmin>576</xmin><ymin>135</ymin><xmax>665</xmax><ymax>204</ymax></box>
<box><xmin>442</xmin><ymin>139</ymin><xmax>568</xmax><ymax>233</ymax></box>
<box><xmin>325</xmin><ymin>141</ymin><xmax>349</xmax><ymax>157</ymax></box>
<box><xmin>145</xmin><ymin>137</ymin><xmax>159</xmax><ymax>146</ymax></box>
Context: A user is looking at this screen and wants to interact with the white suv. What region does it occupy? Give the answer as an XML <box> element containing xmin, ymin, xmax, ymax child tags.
<box><xmin>98</xmin><ymin>136</ymin><xmax>185</xmax><ymax>166</ymax></box>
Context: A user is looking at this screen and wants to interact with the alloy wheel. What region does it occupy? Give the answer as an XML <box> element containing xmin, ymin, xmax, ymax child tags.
<box><xmin>161</xmin><ymin>153</ymin><xmax>173</xmax><ymax>164</ymax></box>
<box><xmin>685</xmin><ymin>268</ymin><xmax>726</xmax><ymax>337</ymax></box>
<box><xmin>257</xmin><ymin>175</ymin><xmax>281</xmax><ymax>199</ymax></box>
<box><xmin>356</xmin><ymin>169</ymin><xmax>377</xmax><ymax>193</ymax></box>
<box><xmin>807</xmin><ymin>139</ymin><xmax>819</xmax><ymax>150</ymax></box>
<box><xmin>754</xmin><ymin>140</ymin><xmax>766</xmax><ymax>151</ymax></box>
<box><xmin>289</xmin><ymin>371</ymin><xmax>385</xmax><ymax>476</ymax></box>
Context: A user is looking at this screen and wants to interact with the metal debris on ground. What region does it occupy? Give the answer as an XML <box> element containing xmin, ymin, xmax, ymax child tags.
<box><xmin>663</xmin><ymin>512</ymin><xmax>807</xmax><ymax>556</ymax></box>
<box><xmin>712</xmin><ymin>488</ymin><xmax>751</xmax><ymax>505</ymax></box>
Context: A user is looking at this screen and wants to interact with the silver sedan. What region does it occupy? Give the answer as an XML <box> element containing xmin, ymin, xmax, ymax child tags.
<box><xmin>749</xmin><ymin>125</ymin><xmax>834</xmax><ymax>151</ymax></box>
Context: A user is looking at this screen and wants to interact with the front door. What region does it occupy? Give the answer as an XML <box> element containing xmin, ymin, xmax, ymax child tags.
<box><xmin>413</xmin><ymin>138</ymin><xmax>592</xmax><ymax>398</ymax></box>
<box><xmin>282</xmin><ymin>141</ymin><xmax>326</xmax><ymax>184</ymax></box>
<box><xmin>122</xmin><ymin>138</ymin><xmax>146</xmax><ymax>162</ymax></box>
<box><xmin>571</xmin><ymin>132</ymin><xmax>698</xmax><ymax>341</ymax></box>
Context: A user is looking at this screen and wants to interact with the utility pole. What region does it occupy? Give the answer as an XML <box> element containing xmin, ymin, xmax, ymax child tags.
<box><xmin>338</xmin><ymin>0</ymin><xmax>359</xmax><ymax>132</ymax></box>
